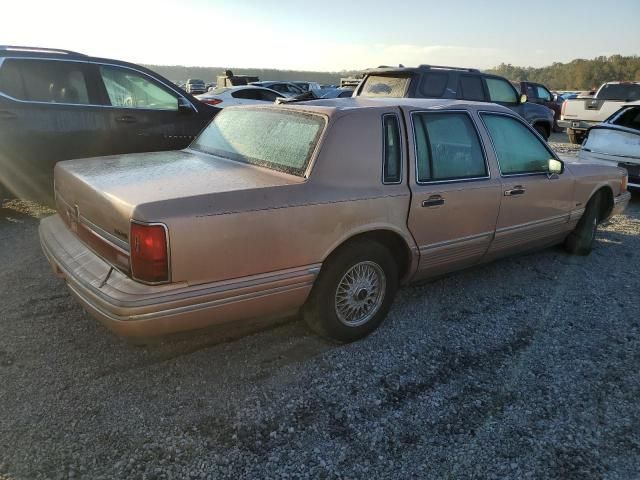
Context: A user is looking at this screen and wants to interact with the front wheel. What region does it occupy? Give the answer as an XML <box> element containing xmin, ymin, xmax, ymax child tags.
<box><xmin>304</xmin><ymin>240</ymin><xmax>398</xmax><ymax>342</ymax></box>
<box><xmin>564</xmin><ymin>192</ymin><xmax>601</xmax><ymax>255</ymax></box>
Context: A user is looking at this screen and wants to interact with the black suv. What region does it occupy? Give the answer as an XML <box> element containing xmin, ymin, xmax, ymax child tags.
<box><xmin>0</xmin><ymin>46</ymin><xmax>220</xmax><ymax>202</ymax></box>
<box><xmin>354</xmin><ymin>65</ymin><xmax>555</xmax><ymax>140</ymax></box>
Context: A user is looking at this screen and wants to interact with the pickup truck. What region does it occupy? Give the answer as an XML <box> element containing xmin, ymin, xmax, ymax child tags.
<box><xmin>559</xmin><ymin>81</ymin><xmax>640</xmax><ymax>143</ymax></box>
<box><xmin>39</xmin><ymin>98</ymin><xmax>630</xmax><ymax>342</ymax></box>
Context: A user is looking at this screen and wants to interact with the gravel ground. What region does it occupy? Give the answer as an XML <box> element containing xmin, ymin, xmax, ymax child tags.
<box><xmin>1</xmin><ymin>143</ymin><xmax>640</xmax><ymax>479</ymax></box>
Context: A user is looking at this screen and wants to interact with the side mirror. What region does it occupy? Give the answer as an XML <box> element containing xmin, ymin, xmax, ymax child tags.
<box><xmin>178</xmin><ymin>97</ymin><xmax>194</xmax><ymax>113</ymax></box>
<box><xmin>519</xmin><ymin>94</ymin><xmax>528</xmax><ymax>104</ymax></box>
<box><xmin>547</xmin><ymin>158</ymin><xmax>564</xmax><ymax>175</ymax></box>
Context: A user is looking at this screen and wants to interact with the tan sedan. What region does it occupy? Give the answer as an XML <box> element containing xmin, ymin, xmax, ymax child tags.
<box><xmin>40</xmin><ymin>98</ymin><xmax>631</xmax><ymax>341</ymax></box>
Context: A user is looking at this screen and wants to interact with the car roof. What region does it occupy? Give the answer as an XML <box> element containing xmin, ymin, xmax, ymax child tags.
<box><xmin>363</xmin><ymin>65</ymin><xmax>480</xmax><ymax>75</ymax></box>
<box><xmin>267</xmin><ymin>97</ymin><xmax>514</xmax><ymax>116</ymax></box>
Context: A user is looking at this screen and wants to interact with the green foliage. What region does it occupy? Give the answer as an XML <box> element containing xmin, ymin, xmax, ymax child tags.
<box><xmin>143</xmin><ymin>65</ymin><xmax>360</xmax><ymax>85</ymax></box>
<box><xmin>485</xmin><ymin>55</ymin><xmax>640</xmax><ymax>90</ymax></box>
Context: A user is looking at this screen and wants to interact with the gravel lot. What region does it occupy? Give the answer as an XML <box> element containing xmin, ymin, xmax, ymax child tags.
<box><xmin>1</xmin><ymin>142</ymin><xmax>640</xmax><ymax>479</ymax></box>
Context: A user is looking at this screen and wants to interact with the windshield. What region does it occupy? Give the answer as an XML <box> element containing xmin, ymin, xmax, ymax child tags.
<box><xmin>192</xmin><ymin>108</ymin><xmax>325</xmax><ymax>176</ymax></box>
<box><xmin>359</xmin><ymin>75</ymin><xmax>411</xmax><ymax>97</ymax></box>
<box><xmin>598</xmin><ymin>83</ymin><xmax>640</xmax><ymax>101</ymax></box>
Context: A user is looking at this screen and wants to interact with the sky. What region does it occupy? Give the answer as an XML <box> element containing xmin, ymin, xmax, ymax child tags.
<box><xmin>3</xmin><ymin>0</ymin><xmax>639</xmax><ymax>72</ymax></box>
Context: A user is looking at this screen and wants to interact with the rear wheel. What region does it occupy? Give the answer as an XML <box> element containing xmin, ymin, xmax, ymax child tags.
<box><xmin>564</xmin><ymin>192</ymin><xmax>601</xmax><ymax>255</ymax></box>
<box><xmin>304</xmin><ymin>240</ymin><xmax>398</xmax><ymax>342</ymax></box>
<box><xmin>567</xmin><ymin>128</ymin><xmax>584</xmax><ymax>145</ymax></box>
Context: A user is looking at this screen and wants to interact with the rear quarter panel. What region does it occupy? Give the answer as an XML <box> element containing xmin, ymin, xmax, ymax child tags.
<box><xmin>136</xmin><ymin>108</ymin><xmax>415</xmax><ymax>285</ymax></box>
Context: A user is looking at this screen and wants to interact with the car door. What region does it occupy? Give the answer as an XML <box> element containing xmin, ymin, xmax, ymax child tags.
<box><xmin>405</xmin><ymin>108</ymin><xmax>502</xmax><ymax>279</ymax></box>
<box><xmin>0</xmin><ymin>57</ymin><xmax>111</xmax><ymax>201</ymax></box>
<box><xmin>96</xmin><ymin>64</ymin><xmax>201</xmax><ymax>153</ymax></box>
<box><xmin>479</xmin><ymin>111</ymin><xmax>575</xmax><ymax>258</ymax></box>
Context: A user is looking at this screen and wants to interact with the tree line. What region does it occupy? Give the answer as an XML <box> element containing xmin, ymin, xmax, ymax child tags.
<box><xmin>146</xmin><ymin>55</ymin><xmax>640</xmax><ymax>90</ymax></box>
<box><xmin>485</xmin><ymin>55</ymin><xmax>640</xmax><ymax>90</ymax></box>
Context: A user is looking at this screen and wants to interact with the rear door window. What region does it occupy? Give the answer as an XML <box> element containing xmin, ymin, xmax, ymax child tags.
<box><xmin>419</xmin><ymin>72</ymin><xmax>448</xmax><ymax>97</ymax></box>
<box><xmin>458</xmin><ymin>75</ymin><xmax>486</xmax><ymax>101</ymax></box>
<box><xmin>360</xmin><ymin>75</ymin><xmax>411</xmax><ymax>97</ymax></box>
<box><xmin>481</xmin><ymin>113</ymin><xmax>553</xmax><ymax>175</ymax></box>
<box><xmin>99</xmin><ymin>66</ymin><xmax>179</xmax><ymax>110</ymax></box>
<box><xmin>0</xmin><ymin>59</ymin><xmax>90</xmax><ymax>104</ymax></box>
<box><xmin>382</xmin><ymin>114</ymin><xmax>402</xmax><ymax>183</ymax></box>
<box><xmin>412</xmin><ymin>112</ymin><xmax>487</xmax><ymax>182</ymax></box>
<box><xmin>486</xmin><ymin>77</ymin><xmax>518</xmax><ymax>104</ymax></box>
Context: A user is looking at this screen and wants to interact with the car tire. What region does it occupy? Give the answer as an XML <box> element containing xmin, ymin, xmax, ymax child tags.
<box><xmin>564</xmin><ymin>192</ymin><xmax>601</xmax><ymax>256</ymax></box>
<box><xmin>303</xmin><ymin>239</ymin><xmax>398</xmax><ymax>342</ymax></box>
<box><xmin>567</xmin><ymin>129</ymin><xmax>584</xmax><ymax>145</ymax></box>
<box><xmin>534</xmin><ymin>123</ymin><xmax>550</xmax><ymax>141</ymax></box>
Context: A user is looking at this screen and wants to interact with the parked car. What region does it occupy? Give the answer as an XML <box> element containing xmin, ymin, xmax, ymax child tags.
<box><xmin>196</xmin><ymin>85</ymin><xmax>284</xmax><ymax>107</ymax></box>
<box><xmin>559</xmin><ymin>81</ymin><xmax>640</xmax><ymax>144</ymax></box>
<box><xmin>321</xmin><ymin>87</ymin><xmax>355</xmax><ymax>99</ymax></box>
<box><xmin>517</xmin><ymin>81</ymin><xmax>562</xmax><ymax>131</ymax></box>
<box><xmin>353</xmin><ymin>65</ymin><xmax>555</xmax><ymax>140</ymax></box>
<box><xmin>250</xmin><ymin>81</ymin><xmax>305</xmax><ymax>97</ymax></box>
<box><xmin>292</xmin><ymin>81</ymin><xmax>322</xmax><ymax>92</ymax></box>
<box><xmin>0</xmin><ymin>46</ymin><xmax>220</xmax><ymax>202</ymax></box>
<box><xmin>185</xmin><ymin>79</ymin><xmax>206</xmax><ymax>95</ymax></box>
<box><xmin>578</xmin><ymin>103</ymin><xmax>640</xmax><ymax>189</ymax></box>
<box><xmin>40</xmin><ymin>98</ymin><xmax>630</xmax><ymax>342</ymax></box>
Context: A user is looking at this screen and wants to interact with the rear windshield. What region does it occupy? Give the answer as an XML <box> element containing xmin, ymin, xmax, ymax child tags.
<box><xmin>359</xmin><ymin>75</ymin><xmax>411</xmax><ymax>97</ymax></box>
<box><xmin>192</xmin><ymin>108</ymin><xmax>325</xmax><ymax>176</ymax></box>
<box><xmin>597</xmin><ymin>83</ymin><xmax>640</xmax><ymax>101</ymax></box>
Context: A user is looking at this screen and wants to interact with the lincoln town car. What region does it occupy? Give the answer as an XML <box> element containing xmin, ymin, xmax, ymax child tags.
<box><xmin>39</xmin><ymin>98</ymin><xmax>631</xmax><ymax>341</ymax></box>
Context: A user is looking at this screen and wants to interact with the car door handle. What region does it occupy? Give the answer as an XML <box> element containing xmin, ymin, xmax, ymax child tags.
<box><xmin>0</xmin><ymin>110</ymin><xmax>17</xmax><ymax>120</ymax></box>
<box><xmin>116</xmin><ymin>115</ymin><xmax>138</xmax><ymax>124</ymax></box>
<box><xmin>504</xmin><ymin>186</ymin><xmax>526</xmax><ymax>196</ymax></box>
<box><xmin>422</xmin><ymin>195</ymin><xmax>445</xmax><ymax>207</ymax></box>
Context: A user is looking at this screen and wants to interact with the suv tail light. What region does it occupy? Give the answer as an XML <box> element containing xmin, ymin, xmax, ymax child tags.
<box><xmin>561</xmin><ymin>99</ymin><xmax>567</xmax><ymax>117</ymax></box>
<box><xmin>202</xmin><ymin>98</ymin><xmax>222</xmax><ymax>106</ymax></box>
<box><xmin>130</xmin><ymin>222</ymin><xmax>169</xmax><ymax>283</ymax></box>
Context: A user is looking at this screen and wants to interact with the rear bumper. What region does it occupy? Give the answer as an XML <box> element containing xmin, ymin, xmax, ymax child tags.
<box><xmin>39</xmin><ymin>214</ymin><xmax>317</xmax><ymax>337</ymax></box>
<box><xmin>558</xmin><ymin>119</ymin><xmax>600</xmax><ymax>131</ymax></box>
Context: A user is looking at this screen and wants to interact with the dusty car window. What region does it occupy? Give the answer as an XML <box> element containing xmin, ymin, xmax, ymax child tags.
<box><xmin>360</xmin><ymin>75</ymin><xmax>411</xmax><ymax>97</ymax></box>
<box><xmin>413</xmin><ymin>112</ymin><xmax>486</xmax><ymax>182</ymax></box>
<box><xmin>383</xmin><ymin>115</ymin><xmax>402</xmax><ymax>183</ymax></box>
<box><xmin>100</xmin><ymin>66</ymin><xmax>179</xmax><ymax>110</ymax></box>
<box><xmin>192</xmin><ymin>108</ymin><xmax>325</xmax><ymax>176</ymax></box>
<box><xmin>481</xmin><ymin>114</ymin><xmax>552</xmax><ymax>175</ymax></box>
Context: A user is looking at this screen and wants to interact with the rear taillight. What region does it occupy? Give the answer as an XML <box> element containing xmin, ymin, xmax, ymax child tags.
<box><xmin>130</xmin><ymin>222</ymin><xmax>169</xmax><ymax>283</ymax></box>
<box><xmin>561</xmin><ymin>99</ymin><xmax>566</xmax><ymax>117</ymax></box>
<box><xmin>202</xmin><ymin>98</ymin><xmax>222</xmax><ymax>106</ymax></box>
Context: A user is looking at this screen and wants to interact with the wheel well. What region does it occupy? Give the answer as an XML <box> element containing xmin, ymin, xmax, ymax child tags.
<box><xmin>325</xmin><ymin>230</ymin><xmax>413</xmax><ymax>282</ymax></box>
<box><xmin>593</xmin><ymin>186</ymin><xmax>614</xmax><ymax>222</ymax></box>
<box><xmin>533</xmin><ymin>121</ymin><xmax>550</xmax><ymax>137</ymax></box>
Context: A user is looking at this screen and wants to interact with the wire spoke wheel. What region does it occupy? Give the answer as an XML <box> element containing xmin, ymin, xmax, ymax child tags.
<box><xmin>334</xmin><ymin>261</ymin><xmax>386</xmax><ymax>327</ymax></box>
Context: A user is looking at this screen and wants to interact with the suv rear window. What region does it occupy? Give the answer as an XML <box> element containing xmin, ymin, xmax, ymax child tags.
<box><xmin>360</xmin><ymin>75</ymin><xmax>411</xmax><ymax>97</ymax></box>
<box><xmin>598</xmin><ymin>84</ymin><xmax>640</xmax><ymax>101</ymax></box>
<box><xmin>418</xmin><ymin>72</ymin><xmax>448</xmax><ymax>97</ymax></box>
<box><xmin>192</xmin><ymin>108</ymin><xmax>325</xmax><ymax>176</ymax></box>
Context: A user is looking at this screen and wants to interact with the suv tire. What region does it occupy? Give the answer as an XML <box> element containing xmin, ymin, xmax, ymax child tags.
<box><xmin>567</xmin><ymin>128</ymin><xmax>584</xmax><ymax>145</ymax></box>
